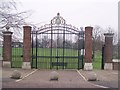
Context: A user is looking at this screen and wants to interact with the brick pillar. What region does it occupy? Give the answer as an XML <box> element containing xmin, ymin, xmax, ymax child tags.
<box><xmin>22</xmin><ymin>26</ymin><xmax>31</xmax><ymax>69</ymax></box>
<box><xmin>104</xmin><ymin>33</ymin><xmax>114</xmax><ymax>70</ymax></box>
<box><xmin>84</xmin><ymin>26</ymin><xmax>93</xmax><ymax>70</ymax></box>
<box><xmin>2</xmin><ymin>31</ymin><xmax>13</xmax><ymax>68</ymax></box>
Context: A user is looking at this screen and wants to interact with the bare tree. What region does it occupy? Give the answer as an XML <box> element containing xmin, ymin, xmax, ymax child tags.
<box><xmin>106</xmin><ymin>26</ymin><xmax>118</xmax><ymax>45</ymax></box>
<box><xmin>93</xmin><ymin>25</ymin><xmax>102</xmax><ymax>40</ymax></box>
<box><xmin>0</xmin><ymin>0</ymin><xmax>31</xmax><ymax>42</ymax></box>
<box><xmin>93</xmin><ymin>25</ymin><xmax>103</xmax><ymax>51</ymax></box>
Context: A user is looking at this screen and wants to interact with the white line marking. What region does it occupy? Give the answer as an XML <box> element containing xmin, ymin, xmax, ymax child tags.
<box><xmin>76</xmin><ymin>70</ymin><xmax>109</xmax><ymax>88</ymax></box>
<box><xmin>76</xmin><ymin>70</ymin><xmax>87</xmax><ymax>81</ymax></box>
<box><xmin>16</xmin><ymin>69</ymin><xmax>38</xmax><ymax>82</ymax></box>
<box><xmin>90</xmin><ymin>83</ymin><xmax>109</xmax><ymax>88</ymax></box>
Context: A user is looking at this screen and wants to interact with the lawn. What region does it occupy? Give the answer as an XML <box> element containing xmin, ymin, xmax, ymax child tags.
<box><xmin>11</xmin><ymin>48</ymin><xmax>102</xmax><ymax>69</ymax></box>
<box><xmin>0</xmin><ymin>47</ymin><xmax>2</xmax><ymax>56</ymax></box>
<box><xmin>11</xmin><ymin>48</ymin><xmax>83</xmax><ymax>69</ymax></box>
<box><xmin>12</xmin><ymin>48</ymin><xmax>23</xmax><ymax>68</ymax></box>
<box><xmin>93</xmin><ymin>51</ymin><xmax>102</xmax><ymax>69</ymax></box>
<box><xmin>32</xmin><ymin>48</ymin><xmax>81</xmax><ymax>69</ymax></box>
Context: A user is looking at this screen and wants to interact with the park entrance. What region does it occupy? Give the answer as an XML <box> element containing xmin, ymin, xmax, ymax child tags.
<box><xmin>31</xmin><ymin>13</ymin><xmax>84</xmax><ymax>69</ymax></box>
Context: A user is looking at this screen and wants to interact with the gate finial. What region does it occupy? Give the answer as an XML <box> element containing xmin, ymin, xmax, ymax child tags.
<box><xmin>57</xmin><ymin>13</ymin><xmax>60</xmax><ymax>16</ymax></box>
<box><xmin>51</xmin><ymin>12</ymin><xmax>65</xmax><ymax>25</ymax></box>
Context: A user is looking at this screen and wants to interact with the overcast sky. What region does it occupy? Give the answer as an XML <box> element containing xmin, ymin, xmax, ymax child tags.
<box><xmin>16</xmin><ymin>0</ymin><xmax>118</xmax><ymax>31</ymax></box>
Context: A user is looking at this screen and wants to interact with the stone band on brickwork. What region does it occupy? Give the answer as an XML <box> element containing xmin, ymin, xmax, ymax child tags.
<box><xmin>22</xmin><ymin>62</ymin><xmax>31</xmax><ymax>69</ymax></box>
<box><xmin>3</xmin><ymin>61</ymin><xmax>11</xmax><ymax>68</ymax></box>
<box><xmin>84</xmin><ymin>63</ymin><xmax>93</xmax><ymax>70</ymax></box>
<box><xmin>104</xmin><ymin>63</ymin><xmax>113</xmax><ymax>70</ymax></box>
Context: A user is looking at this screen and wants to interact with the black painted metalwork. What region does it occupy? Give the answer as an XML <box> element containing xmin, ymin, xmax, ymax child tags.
<box><xmin>31</xmin><ymin>13</ymin><xmax>84</xmax><ymax>69</ymax></box>
<box><xmin>101</xmin><ymin>44</ymin><xmax>105</xmax><ymax>69</ymax></box>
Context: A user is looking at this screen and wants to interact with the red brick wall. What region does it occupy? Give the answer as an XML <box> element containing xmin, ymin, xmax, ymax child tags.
<box><xmin>23</xmin><ymin>26</ymin><xmax>31</xmax><ymax>62</ymax></box>
<box><xmin>3</xmin><ymin>31</ymin><xmax>13</xmax><ymax>61</ymax></box>
<box><xmin>104</xmin><ymin>34</ymin><xmax>113</xmax><ymax>63</ymax></box>
<box><xmin>85</xmin><ymin>27</ymin><xmax>93</xmax><ymax>63</ymax></box>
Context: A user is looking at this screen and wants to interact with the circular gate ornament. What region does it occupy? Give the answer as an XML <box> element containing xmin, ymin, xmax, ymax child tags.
<box><xmin>51</xmin><ymin>13</ymin><xmax>65</xmax><ymax>25</ymax></box>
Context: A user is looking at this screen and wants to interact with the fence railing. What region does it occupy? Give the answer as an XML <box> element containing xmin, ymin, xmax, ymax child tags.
<box><xmin>11</xmin><ymin>42</ymin><xmax>23</xmax><ymax>68</ymax></box>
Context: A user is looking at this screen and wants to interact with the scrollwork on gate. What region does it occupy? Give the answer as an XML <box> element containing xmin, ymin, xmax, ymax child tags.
<box><xmin>51</xmin><ymin>13</ymin><xmax>66</xmax><ymax>25</ymax></box>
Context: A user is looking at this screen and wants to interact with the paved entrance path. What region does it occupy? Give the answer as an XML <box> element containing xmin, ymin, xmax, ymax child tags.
<box><xmin>79</xmin><ymin>70</ymin><xmax>118</xmax><ymax>88</ymax></box>
<box><xmin>2</xmin><ymin>68</ymin><xmax>118</xmax><ymax>88</ymax></box>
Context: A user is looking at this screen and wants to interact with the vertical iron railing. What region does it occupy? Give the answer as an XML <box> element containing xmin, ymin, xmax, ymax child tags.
<box><xmin>78</xmin><ymin>33</ymin><xmax>80</xmax><ymax>70</ymax></box>
<box><xmin>35</xmin><ymin>32</ymin><xmax>38</xmax><ymax>69</ymax></box>
<box><xmin>31</xmin><ymin>31</ymin><xmax>34</xmax><ymax>68</ymax></box>
<box><xmin>101</xmin><ymin>44</ymin><xmax>105</xmax><ymax>69</ymax></box>
<box><xmin>82</xmin><ymin>37</ymin><xmax>84</xmax><ymax>69</ymax></box>
<box><xmin>50</xmin><ymin>21</ymin><xmax>53</xmax><ymax>69</ymax></box>
<box><xmin>82</xmin><ymin>31</ymin><xmax>84</xmax><ymax>69</ymax></box>
<box><xmin>62</xmin><ymin>25</ymin><xmax>65</xmax><ymax>69</ymax></box>
<box><xmin>56</xmin><ymin>25</ymin><xmax>59</xmax><ymax>70</ymax></box>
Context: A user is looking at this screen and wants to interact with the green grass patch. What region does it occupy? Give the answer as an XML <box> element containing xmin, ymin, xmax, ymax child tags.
<box><xmin>12</xmin><ymin>48</ymin><xmax>23</xmax><ymax>68</ymax></box>
<box><xmin>32</xmin><ymin>48</ymin><xmax>82</xmax><ymax>69</ymax></box>
<box><xmin>11</xmin><ymin>48</ymin><xmax>102</xmax><ymax>69</ymax></box>
<box><xmin>0</xmin><ymin>47</ymin><xmax>2</xmax><ymax>56</ymax></box>
<box><xmin>12</xmin><ymin>48</ymin><xmax>82</xmax><ymax>69</ymax></box>
<box><xmin>32</xmin><ymin>48</ymin><xmax>78</xmax><ymax>56</ymax></box>
<box><xmin>93</xmin><ymin>51</ymin><xmax>102</xmax><ymax>69</ymax></box>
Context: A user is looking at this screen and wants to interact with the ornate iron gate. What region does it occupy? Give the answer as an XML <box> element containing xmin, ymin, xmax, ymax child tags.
<box><xmin>31</xmin><ymin>13</ymin><xmax>84</xmax><ymax>69</ymax></box>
